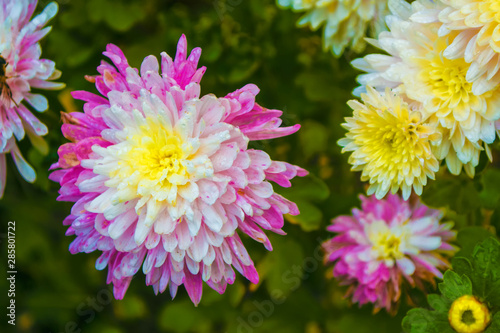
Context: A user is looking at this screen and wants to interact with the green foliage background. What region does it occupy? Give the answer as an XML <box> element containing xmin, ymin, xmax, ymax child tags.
<box><xmin>0</xmin><ymin>0</ymin><xmax>499</xmax><ymax>332</ymax></box>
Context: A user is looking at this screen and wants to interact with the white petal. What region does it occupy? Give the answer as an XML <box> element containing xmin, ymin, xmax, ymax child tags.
<box><xmin>397</xmin><ymin>257</ymin><xmax>416</xmax><ymax>275</ymax></box>
<box><xmin>410</xmin><ymin>236</ymin><xmax>442</xmax><ymax>251</ymax></box>
<box><xmin>200</xmin><ymin>202</ymin><xmax>224</xmax><ymax>232</ymax></box>
<box><xmin>177</xmin><ymin>181</ymin><xmax>199</xmax><ymax>202</ymax></box>
<box><xmin>108</xmin><ymin>210</ymin><xmax>137</xmax><ymax>239</ymax></box>
<box><xmin>134</xmin><ymin>210</ymin><xmax>152</xmax><ymax>245</ymax></box>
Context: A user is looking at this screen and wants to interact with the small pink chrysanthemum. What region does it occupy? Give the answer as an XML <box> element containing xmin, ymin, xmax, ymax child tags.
<box><xmin>0</xmin><ymin>0</ymin><xmax>64</xmax><ymax>197</ymax></box>
<box><xmin>323</xmin><ymin>194</ymin><xmax>457</xmax><ymax>313</ymax></box>
<box><xmin>50</xmin><ymin>35</ymin><xmax>307</xmax><ymax>304</ymax></box>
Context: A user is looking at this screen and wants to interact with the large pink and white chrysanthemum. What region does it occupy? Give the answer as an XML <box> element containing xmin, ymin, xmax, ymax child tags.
<box><xmin>0</xmin><ymin>0</ymin><xmax>64</xmax><ymax>197</ymax></box>
<box><xmin>323</xmin><ymin>194</ymin><xmax>456</xmax><ymax>313</ymax></box>
<box><xmin>50</xmin><ymin>35</ymin><xmax>307</xmax><ymax>304</ymax></box>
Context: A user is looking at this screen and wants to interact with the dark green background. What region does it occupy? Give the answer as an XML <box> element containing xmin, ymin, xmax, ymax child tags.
<box><xmin>1</xmin><ymin>0</ymin><xmax>499</xmax><ymax>332</ymax></box>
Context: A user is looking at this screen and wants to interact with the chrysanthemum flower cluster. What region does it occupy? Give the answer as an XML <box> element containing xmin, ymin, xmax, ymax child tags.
<box><xmin>0</xmin><ymin>0</ymin><xmax>64</xmax><ymax>197</ymax></box>
<box><xmin>338</xmin><ymin>0</ymin><xmax>500</xmax><ymax>199</ymax></box>
<box><xmin>0</xmin><ymin>0</ymin><xmax>469</xmax><ymax>320</ymax></box>
<box><xmin>276</xmin><ymin>0</ymin><xmax>390</xmax><ymax>56</ymax></box>
<box><xmin>323</xmin><ymin>194</ymin><xmax>457</xmax><ymax>313</ymax></box>
<box><xmin>50</xmin><ymin>35</ymin><xmax>307</xmax><ymax>304</ymax></box>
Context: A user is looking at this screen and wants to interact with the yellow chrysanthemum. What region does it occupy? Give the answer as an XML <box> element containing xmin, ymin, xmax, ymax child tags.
<box><xmin>438</xmin><ymin>0</ymin><xmax>500</xmax><ymax>95</ymax></box>
<box><xmin>448</xmin><ymin>295</ymin><xmax>491</xmax><ymax>333</ymax></box>
<box><xmin>277</xmin><ymin>0</ymin><xmax>389</xmax><ymax>56</ymax></box>
<box><xmin>338</xmin><ymin>86</ymin><xmax>440</xmax><ymax>199</ymax></box>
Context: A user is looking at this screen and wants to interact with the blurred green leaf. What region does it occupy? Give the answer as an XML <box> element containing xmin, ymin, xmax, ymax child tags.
<box><xmin>279</xmin><ymin>174</ymin><xmax>329</xmax><ymax>231</ymax></box>
<box><xmin>279</xmin><ymin>174</ymin><xmax>330</xmax><ymax>202</ymax></box>
<box><xmin>257</xmin><ymin>236</ymin><xmax>305</xmax><ymax>298</ymax></box>
<box><xmin>421</xmin><ymin>178</ymin><xmax>481</xmax><ymax>214</ymax></box>
<box><xmin>227</xmin><ymin>60</ymin><xmax>261</xmax><ymax>83</ymax></box>
<box><xmin>335</xmin><ymin>311</ymin><xmax>404</xmax><ymax>333</ymax></box>
<box><xmin>295</xmin><ymin>71</ymin><xmax>339</xmax><ymax>102</ymax></box>
<box><xmin>104</xmin><ymin>2</ymin><xmax>145</xmax><ymax>32</ymax></box>
<box><xmin>455</xmin><ymin>227</ymin><xmax>494</xmax><ymax>259</ymax></box>
<box><xmin>158</xmin><ymin>300</ymin><xmax>209</xmax><ymax>333</ymax></box>
<box><xmin>113</xmin><ymin>295</ymin><xmax>147</xmax><ymax>320</ymax></box>
<box><xmin>87</xmin><ymin>0</ymin><xmax>106</xmax><ymax>23</ymax></box>
<box><xmin>228</xmin><ymin>281</ymin><xmax>246</xmax><ymax>307</ymax></box>
<box><xmin>286</xmin><ymin>200</ymin><xmax>322</xmax><ymax>231</ymax></box>
<box><xmin>86</xmin><ymin>0</ymin><xmax>145</xmax><ymax>32</ymax></box>
<box><xmin>299</xmin><ymin>120</ymin><xmax>329</xmax><ymax>160</ymax></box>
<box><xmin>480</xmin><ymin>169</ymin><xmax>500</xmax><ymax>209</ymax></box>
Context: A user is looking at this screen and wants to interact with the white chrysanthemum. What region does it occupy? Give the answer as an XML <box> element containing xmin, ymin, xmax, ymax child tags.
<box><xmin>339</xmin><ymin>87</ymin><xmax>440</xmax><ymax>199</ymax></box>
<box><xmin>352</xmin><ymin>0</ymin><xmax>500</xmax><ymax>177</ymax></box>
<box><xmin>277</xmin><ymin>0</ymin><xmax>390</xmax><ymax>56</ymax></box>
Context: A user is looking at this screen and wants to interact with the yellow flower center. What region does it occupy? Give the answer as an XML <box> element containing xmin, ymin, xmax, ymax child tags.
<box><xmin>415</xmin><ymin>41</ymin><xmax>487</xmax><ymax>123</ymax></box>
<box><xmin>98</xmin><ymin>112</ymin><xmax>214</xmax><ymax>209</ymax></box>
<box><xmin>425</xmin><ymin>57</ymin><xmax>471</xmax><ymax>101</ymax></box>
<box><xmin>367</xmin><ymin>221</ymin><xmax>408</xmax><ymax>260</ymax></box>
<box><xmin>376</xmin><ymin>233</ymin><xmax>403</xmax><ymax>259</ymax></box>
<box><xmin>129</xmin><ymin>126</ymin><xmax>186</xmax><ymax>184</ymax></box>
<box><xmin>114</xmin><ymin>117</ymin><xmax>189</xmax><ymax>187</ymax></box>
<box><xmin>364</xmin><ymin>108</ymin><xmax>426</xmax><ymax>164</ymax></box>
<box><xmin>448</xmin><ymin>295</ymin><xmax>491</xmax><ymax>333</ymax></box>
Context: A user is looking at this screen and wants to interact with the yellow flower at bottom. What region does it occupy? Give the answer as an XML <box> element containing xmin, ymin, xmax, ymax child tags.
<box><xmin>448</xmin><ymin>295</ymin><xmax>491</xmax><ymax>333</ymax></box>
<box><xmin>338</xmin><ymin>87</ymin><xmax>440</xmax><ymax>200</ymax></box>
